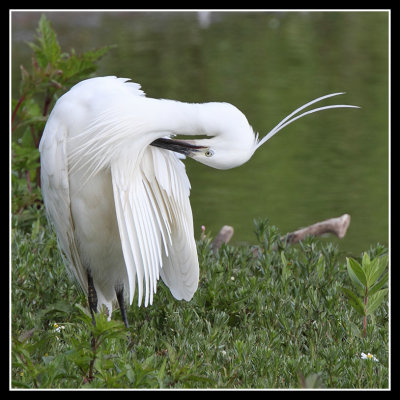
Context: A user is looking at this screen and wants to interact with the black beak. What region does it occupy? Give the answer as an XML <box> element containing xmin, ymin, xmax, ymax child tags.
<box><xmin>150</xmin><ymin>138</ymin><xmax>206</xmax><ymax>156</ymax></box>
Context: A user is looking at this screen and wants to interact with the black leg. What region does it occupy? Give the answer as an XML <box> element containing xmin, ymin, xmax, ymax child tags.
<box><xmin>116</xmin><ymin>288</ymin><xmax>129</xmax><ymax>328</ymax></box>
<box><xmin>87</xmin><ymin>272</ymin><xmax>98</xmax><ymax>326</ymax></box>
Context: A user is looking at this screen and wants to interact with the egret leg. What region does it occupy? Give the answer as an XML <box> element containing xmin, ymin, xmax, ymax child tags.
<box><xmin>87</xmin><ymin>272</ymin><xmax>98</xmax><ymax>325</ymax></box>
<box><xmin>116</xmin><ymin>288</ymin><xmax>129</xmax><ymax>328</ymax></box>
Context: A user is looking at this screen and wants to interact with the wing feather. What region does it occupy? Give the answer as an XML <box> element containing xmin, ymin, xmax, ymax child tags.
<box><xmin>132</xmin><ymin>186</ymin><xmax>156</xmax><ymax>306</ymax></box>
<box><xmin>112</xmin><ymin>184</ymin><xmax>137</xmax><ymax>305</ymax></box>
<box><xmin>39</xmin><ymin>116</ymin><xmax>88</xmax><ymax>293</ymax></box>
<box><xmin>111</xmin><ymin>146</ymin><xmax>199</xmax><ymax>307</ymax></box>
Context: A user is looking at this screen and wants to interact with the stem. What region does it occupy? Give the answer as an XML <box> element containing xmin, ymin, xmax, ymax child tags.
<box><xmin>29</xmin><ymin>125</ymin><xmax>40</xmax><ymax>149</ymax></box>
<box><xmin>87</xmin><ymin>334</ymin><xmax>97</xmax><ymax>383</ymax></box>
<box><xmin>42</xmin><ymin>92</ymin><xmax>52</xmax><ymax>117</ymax></box>
<box><xmin>25</xmin><ymin>170</ymin><xmax>32</xmax><ymax>193</ymax></box>
<box><xmin>11</xmin><ymin>94</ymin><xmax>26</xmax><ymax>130</ymax></box>
<box><xmin>363</xmin><ymin>286</ymin><xmax>368</xmax><ymax>338</ymax></box>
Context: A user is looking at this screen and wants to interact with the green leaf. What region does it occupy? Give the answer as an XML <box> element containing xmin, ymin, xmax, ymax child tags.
<box><xmin>340</xmin><ymin>287</ymin><xmax>365</xmax><ymax>316</ymax></box>
<box><xmin>367</xmin><ymin>255</ymin><xmax>388</xmax><ymax>288</ymax></box>
<box><xmin>280</xmin><ymin>252</ymin><xmax>290</xmax><ymax>281</ymax></box>
<box><xmin>349</xmin><ymin>320</ymin><xmax>363</xmax><ymax>338</ymax></box>
<box><xmin>316</xmin><ymin>253</ymin><xmax>325</xmax><ymax>280</ymax></box>
<box><xmin>280</xmin><ymin>251</ymin><xmax>287</xmax><ymax>266</ymax></box>
<box><xmin>35</xmin><ymin>14</ymin><xmax>61</xmax><ymax>68</ymax></box>
<box><xmin>366</xmin><ymin>288</ymin><xmax>388</xmax><ymax>315</ymax></box>
<box><xmin>156</xmin><ymin>357</ymin><xmax>168</xmax><ymax>388</ymax></box>
<box><xmin>58</xmin><ymin>45</ymin><xmax>113</xmax><ymax>84</ymax></box>
<box><xmin>362</xmin><ymin>252</ymin><xmax>370</xmax><ymax>268</ymax></box>
<box><xmin>368</xmin><ymin>271</ymin><xmax>388</xmax><ymax>297</ymax></box>
<box><xmin>346</xmin><ymin>257</ymin><xmax>367</xmax><ymax>288</ymax></box>
<box><xmin>300</xmin><ymin>373</ymin><xmax>325</xmax><ymax>388</ymax></box>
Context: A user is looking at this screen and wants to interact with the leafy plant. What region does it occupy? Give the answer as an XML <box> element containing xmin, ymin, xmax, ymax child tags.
<box><xmin>12</xmin><ymin>14</ymin><xmax>112</xmax><ymax>223</ymax></box>
<box><xmin>341</xmin><ymin>252</ymin><xmax>388</xmax><ymax>337</ymax></box>
<box><xmin>12</xmin><ymin>216</ymin><xmax>389</xmax><ymax>388</ymax></box>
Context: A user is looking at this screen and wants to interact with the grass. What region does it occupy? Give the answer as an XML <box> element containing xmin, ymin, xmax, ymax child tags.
<box><xmin>11</xmin><ymin>209</ymin><xmax>389</xmax><ymax>389</ymax></box>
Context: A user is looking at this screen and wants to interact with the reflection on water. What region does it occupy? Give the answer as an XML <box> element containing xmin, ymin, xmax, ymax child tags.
<box><xmin>12</xmin><ymin>11</ymin><xmax>389</xmax><ymax>255</ymax></box>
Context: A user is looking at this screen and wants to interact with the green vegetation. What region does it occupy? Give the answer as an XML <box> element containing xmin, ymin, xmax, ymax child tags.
<box><xmin>342</xmin><ymin>253</ymin><xmax>389</xmax><ymax>338</ymax></box>
<box><xmin>11</xmin><ymin>15</ymin><xmax>389</xmax><ymax>389</ymax></box>
<box><xmin>11</xmin><ymin>215</ymin><xmax>389</xmax><ymax>388</ymax></box>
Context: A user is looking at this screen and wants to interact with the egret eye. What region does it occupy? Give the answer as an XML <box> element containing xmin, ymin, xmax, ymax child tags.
<box><xmin>205</xmin><ymin>149</ymin><xmax>214</xmax><ymax>157</ymax></box>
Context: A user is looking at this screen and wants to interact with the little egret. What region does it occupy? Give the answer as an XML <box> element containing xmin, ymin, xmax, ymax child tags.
<box><xmin>39</xmin><ymin>76</ymin><xmax>358</xmax><ymax>327</ymax></box>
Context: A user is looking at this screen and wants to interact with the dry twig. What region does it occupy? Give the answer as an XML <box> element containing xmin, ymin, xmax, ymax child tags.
<box><xmin>211</xmin><ymin>214</ymin><xmax>351</xmax><ymax>251</ymax></box>
<box><xmin>282</xmin><ymin>213</ymin><xmax>351</xmax><ymax>245</ymax></box>
<box><xmin>211</xmin><ymin>225</ymin><xmax>234</xmax><ymax>253</ymax></box>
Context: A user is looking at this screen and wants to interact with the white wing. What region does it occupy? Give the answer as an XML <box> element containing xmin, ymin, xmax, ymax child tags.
<box><xmin>111</xmin><ymin>145</ymin><xmax>199</xmax><ymax>307</ymax></box>
<box><xmin>39</xmin><ymin>113</ymin><xmax>88</xmax><ymax>294</ymax></box>
<box><xmin>40</xmin><ymin>76</ymin><xmax>199</xmax><ymax>310</ymax></box>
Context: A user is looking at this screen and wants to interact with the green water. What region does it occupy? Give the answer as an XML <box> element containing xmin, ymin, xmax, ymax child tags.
<box><xmin>12</xmin><ymin>11</ymin><xmax>389</xmax><ymax>255</ymax></box>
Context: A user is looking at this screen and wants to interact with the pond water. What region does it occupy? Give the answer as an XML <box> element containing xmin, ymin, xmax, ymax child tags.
<box><xmin>12</xmin><ymin>11</ymin><xmax>389</xmax><ymax>255</ymax></box>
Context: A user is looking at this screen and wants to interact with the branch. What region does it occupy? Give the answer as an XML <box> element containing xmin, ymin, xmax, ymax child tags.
<box><xmin>211</xmin><ymin>214</ymin><xmax>351</xmax><ymax>253</ymax></box>
<box><xmin>282</xmin><ymin>213</ymin><xmax>351</xmax><ymax>245</ymax></box>
<box><xmin>11</xmin><ymin>93</ymin><xmax>26</xmax><ymax>130</ymax></box>
<box><xmin>211</xmin><ymin>225</ymin><xmax>234</xmax><ymax>253</ymax></box>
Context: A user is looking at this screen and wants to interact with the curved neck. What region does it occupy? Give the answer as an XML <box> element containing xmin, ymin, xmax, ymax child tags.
<box><xmin>141</xmin><ymin>98</ymin><xmax>256</xmax><ymax>150</ymax></box>
<box><xmin>141</xmin><ymin>98</ymin><xmax>207</xmax><ymax>137</ymax></box>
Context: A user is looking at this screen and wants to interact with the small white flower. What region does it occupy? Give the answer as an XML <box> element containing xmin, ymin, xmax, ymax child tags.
<box><xmin>52</xmin><ymin>323</ymin><xmax>65</xmax><ymax>333</ymax></box>
<box><xmin>360</xmin><ymin>352</ymin><xmax>379</xmax><ymax>362</ymax></box>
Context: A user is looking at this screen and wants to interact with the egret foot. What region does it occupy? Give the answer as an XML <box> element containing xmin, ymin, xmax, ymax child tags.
<box><xmin>87</xmin><ymin>271</ymin><xmax>98</xmax><ymax>383</ymax></box>
<box><xmin>116</xmin><ymin>287</ymin><xmax>129</xmax><ymax>328</ymax></box>
<box><xmin>87</xmin><ymin>272</ymin><xmax>98</xmax><ymax>326</ymax></box>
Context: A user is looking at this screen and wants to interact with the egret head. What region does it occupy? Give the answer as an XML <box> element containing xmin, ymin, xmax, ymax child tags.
<box><xmin>151</xmin><ymin>135</ymin><xmax>256</xmax><ymax>170</ymax></box>
<box><xmin>151</xmin><ymin>93</ymin><xmax>359</xmax><ymax>170</ymax></box>
<box><xmin>151</xmin><ymin>102</ymin><xmax>258</xmax><ymax>170</ymax></box>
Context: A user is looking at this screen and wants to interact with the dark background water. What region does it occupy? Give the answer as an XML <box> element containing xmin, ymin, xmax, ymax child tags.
<box><xmin>11</xmin><ymin>11</ymin><xmax>389</xmax><ymax>256</ymax></box>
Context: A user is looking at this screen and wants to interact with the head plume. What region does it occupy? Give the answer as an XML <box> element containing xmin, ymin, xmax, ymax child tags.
<box><xmin>254</xmin><ymin>92</ymin><xmax>359</xmax><ymax>150</ymax></box>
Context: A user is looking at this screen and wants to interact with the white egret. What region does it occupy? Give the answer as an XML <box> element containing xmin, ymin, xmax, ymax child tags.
<box><xmin>39</xmin><ymin>76</ymin><xmax>358</xmax><ymax>327</ymax></box>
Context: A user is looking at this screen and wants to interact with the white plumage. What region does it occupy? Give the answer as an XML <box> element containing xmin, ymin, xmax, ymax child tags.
<box><xmin>40</xmin><ymin>77</ymin><xmax>198</xmax><ymax>315</ymax></box>
<box><xmin>39</xmin><ymin>76</ymin><xmax>358</xmax><ymax>324</ymax></box>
